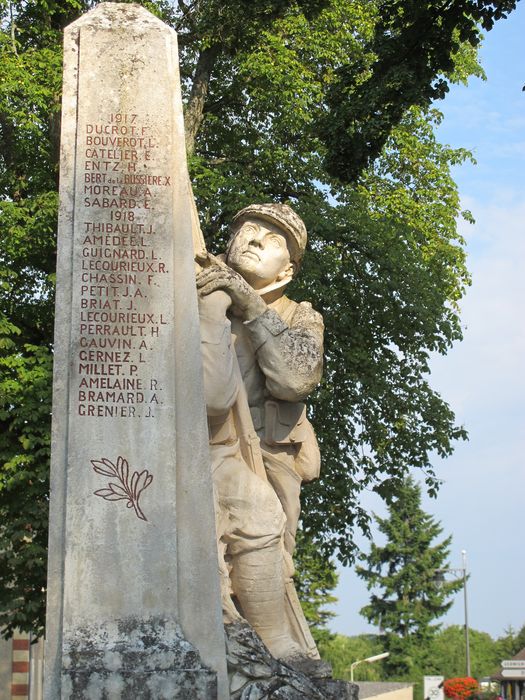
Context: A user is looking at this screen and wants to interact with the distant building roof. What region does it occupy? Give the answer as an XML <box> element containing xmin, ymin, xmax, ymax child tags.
<box><xmin>357</xmin><ymin>681</ymin><xmax>414</xmax><ymax>699</ymax></box>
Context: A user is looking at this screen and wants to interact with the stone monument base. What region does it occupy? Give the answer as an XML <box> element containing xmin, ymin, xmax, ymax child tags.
<box><xmin>315</xmin><ymin>677</ymin><xmax>360</xmax><ymax>700</ymax></box>
<box><xmin>225</xmin><ymin>622</ymin><xmax>359</xmax><ymax>700</ymax></box>
<box><xmin>60</xmin><ymin>617</ymin><xmax>217</xmax><ymax>699</ymax></box>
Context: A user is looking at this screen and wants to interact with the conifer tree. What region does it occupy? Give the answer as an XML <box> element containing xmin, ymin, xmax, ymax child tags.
<box><xmin>356</xmin><ymin>477</ymin><xmax>462</xmax><ymax>677</ymax></box>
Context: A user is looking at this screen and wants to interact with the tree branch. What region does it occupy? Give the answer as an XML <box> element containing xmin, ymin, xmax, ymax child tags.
<box><xmin>9</xmin><ymin>2</ymin><xmax>18</xmax><ymax>55</ymax></box>
<box><xmin>184</xmin><ymin>44</ymin><xmax>220</xmax><ymax>156</ymax></box>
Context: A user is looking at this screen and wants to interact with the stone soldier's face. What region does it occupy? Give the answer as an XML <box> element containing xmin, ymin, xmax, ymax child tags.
<box><xmin>227</xmin><ymin>218</ymin><xmax>294</xmax><ymax>290</ymax></box>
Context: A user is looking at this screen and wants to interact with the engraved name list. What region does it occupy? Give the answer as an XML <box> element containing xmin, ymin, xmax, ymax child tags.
<box><xmin>75</xmin><ymin>112</ymin><xmax>170</xmax><ymax>419</ymax></box>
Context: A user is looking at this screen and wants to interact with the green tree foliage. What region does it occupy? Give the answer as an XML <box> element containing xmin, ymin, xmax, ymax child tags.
<box><xmin>511</xmin><ymin>624</ymin><xmax>525</xmax><ymax>655</ymax></box>
<box><xmin>356</xmin><ymin>477</ymin><xmax>463</xmax><ymax>678</ymax></box>
<box><xmin>0</xmin><ymin>0</ymin><xmax>78</xmax><ymax>638</ymax></box>
<box><xmin>496</xmin><ymin>624</ymin><xmax>525</xmax><ymax>660</ymax></box>
<box><xmin>0</xmin><ymin>342</ymin><xmax>52</xmax><ymax>637</ymax></box>
<box><xmin>0</xmin><ymin>0</ymin><xmax>517</xmax><ymax>636</ymax></box>
<box><xmin>322</xmin><ymin>624</ymin><xmax>525</xmax><ymax>686</ymax></box>
<box><xmin>318</xmin><ymin>633</ymin><xmax>385</xmax><ymax>681</ymax></box>
<box><xmin>432</xmin><ymin>626</ymin><xmax>502</xmax><ymax>680</ymax></box>
<box><xmin>294</xmin><ymin>530</ymin><xmax>338</xmax><ymax>646</ymax></box>
<box><xmin>321</xmin><ymin>0</ymin><xmax>517</xmax><ymax>180</ymax></box>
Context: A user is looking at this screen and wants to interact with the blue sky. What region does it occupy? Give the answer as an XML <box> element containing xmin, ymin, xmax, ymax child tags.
<box><xmin>331</xmin><ymin>3</ymin><xmax>525</xmax><ymax>642</ymax></box>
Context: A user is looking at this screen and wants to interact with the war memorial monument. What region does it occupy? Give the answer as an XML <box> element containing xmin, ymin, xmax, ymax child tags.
<box><xmin>44</xmin><ymin>4</ymin><xmax>357</xmax><ymax>698</ymax></box>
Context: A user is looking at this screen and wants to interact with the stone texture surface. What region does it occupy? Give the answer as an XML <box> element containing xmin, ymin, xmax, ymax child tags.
<box><xmin>315</xmin><ymin>678</ymin><xmax>360</xmax><ymax>700</ymax></box>
<box><xmin>45</xmin><ymin>4</ymin><xmax>227</xmax><ymax>697</ymax></box>
<box><xmin>61</xmin><ymin>618</ymin><xmax>217</xmax><ymax>699</ymax></box>
<box><xmin>225</xmin><ymin>622</ymin><xmax>358</xmax><ymax>700</ymax></box>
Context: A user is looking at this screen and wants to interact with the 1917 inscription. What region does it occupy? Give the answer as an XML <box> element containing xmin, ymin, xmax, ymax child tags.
<box><xmin>76</xmin><ymin>112</ymin><xmax>170</xmax><ymax>419</ymax></box>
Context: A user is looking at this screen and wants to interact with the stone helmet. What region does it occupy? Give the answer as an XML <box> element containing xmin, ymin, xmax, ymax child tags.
<box><xmin>230</xmin><ymin>203</ymin><xmax>307</xmax><ymax>270</ymax></box>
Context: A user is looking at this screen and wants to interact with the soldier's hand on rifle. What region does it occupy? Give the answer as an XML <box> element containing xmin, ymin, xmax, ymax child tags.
<box><xmin>196</xmin><ymin>280</ymin><xmax>231</xmax><ymax>322</ymax></box>
<box><xmin>196</xmin><ymin>257</ymin><xmax>266</xmax><ymax>321</ymax></box>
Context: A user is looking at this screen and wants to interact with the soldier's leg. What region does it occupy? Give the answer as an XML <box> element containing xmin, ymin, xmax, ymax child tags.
<box><xmin>261</xmin><ymin>444</ymin><xmax>301</xmax><ymax>557</ymax></box>
<box><xmin>213</xmin><ymin>449</ymin><xmax>302</xmax><ymax>659</ymax></box>
<box><xmin>260</xmin><ymin>444</ymin><xmax>323</xmax><ymax>660</ymax></box>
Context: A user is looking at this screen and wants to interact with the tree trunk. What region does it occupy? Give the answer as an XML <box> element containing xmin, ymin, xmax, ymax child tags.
<box><xmin>184</xmin><ymin>44</ymin><xmax>220</xmax><ymax>156</ymax></box>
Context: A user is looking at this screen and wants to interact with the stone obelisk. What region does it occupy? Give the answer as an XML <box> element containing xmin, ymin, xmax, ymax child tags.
<box><xmin>44</xmin><ymin>4</ymin><xmax>227</xmax><ymax>698</ymax></box>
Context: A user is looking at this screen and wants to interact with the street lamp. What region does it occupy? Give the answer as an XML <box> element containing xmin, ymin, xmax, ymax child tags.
<box><xmin>434</xmin><ymin>550</ymin><xmax>471</xmax><ymax>677</ymax></box>
<box><xmin>350</xmin><ymin>652</ymin><xmax>390</xmax><ymax>682</ymax></box>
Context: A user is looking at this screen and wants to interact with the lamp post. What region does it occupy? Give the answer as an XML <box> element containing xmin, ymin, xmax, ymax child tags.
<box><xmin>461</xmin><ymin>550</ymin><xmax>471</xmax><ymax>678</ymax></box>
<box><xmin>350</xmin><ymin>652</ymin><xmax>390</xmax><ymax>682</ymax></box>
<box><xmin>434</xmin><ymin>550</ymin><xmax>471</xmax><ymax>677</ymax></box>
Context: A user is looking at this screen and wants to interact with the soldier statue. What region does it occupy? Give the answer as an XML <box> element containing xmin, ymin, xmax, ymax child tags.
<box><xmin>196</xmin><ymin>204</ymin><xmax>324</xmax><ymax>666</ymax></box>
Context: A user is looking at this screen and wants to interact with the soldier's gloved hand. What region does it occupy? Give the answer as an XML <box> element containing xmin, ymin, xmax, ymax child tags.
<box><xmin>196</xmin><ymin>259</ymin><xmax>266</xmax><ymax>321</ymax></box>
<box><xmin>196</xmin><ymin>269</ymin><xmax>232</xmax><ymax>321</ymax></box>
